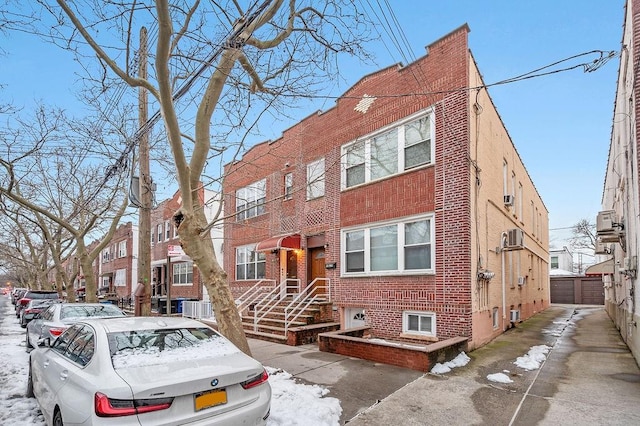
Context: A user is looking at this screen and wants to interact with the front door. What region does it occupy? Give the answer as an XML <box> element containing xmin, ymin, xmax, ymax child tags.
<box><xmin>280</xmin><ymin>250</ymin><xmax>299</xmax><ymax>296</ymax></box>
<box><xmin>308</xmin><ymin>247</ymin><xmax>326</xmax><ymax>296</ymax></box>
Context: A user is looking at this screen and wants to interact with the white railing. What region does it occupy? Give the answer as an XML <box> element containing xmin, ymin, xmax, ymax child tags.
<box><xmin>253</xmin><ymin>279</ymin><xmax>300</xmax><ymax>332</ymax></box>
<box><xmin>182</xmin><ymin>300</ymin><xmax>214</xmax><ymax>321</ymax></box>
<box><xmin>284</xmin><ymin>278</ymin><xmax>330</xmax><ymax>334</ymax></box>
<box><xmin>235</xmin><ymin>279</ymin><xmax>277</xmax><ymax>316</ymax></box>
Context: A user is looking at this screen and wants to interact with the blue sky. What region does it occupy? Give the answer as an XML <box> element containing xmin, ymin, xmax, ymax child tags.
<box><xmin>0</xmin><ymin>1</ymin><xmax>624</xmax><ymax>251</ymax></box>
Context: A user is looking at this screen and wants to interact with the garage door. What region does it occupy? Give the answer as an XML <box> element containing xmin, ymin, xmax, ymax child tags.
<box><xmin>581</xmin><ymin>278</ymin><xmax>604</xmax><ymax>305</ymax></box>
<box><xmin>551</xmin><ymin>279</ymin><xmax>575</xmax><ymax>304</ymax></box>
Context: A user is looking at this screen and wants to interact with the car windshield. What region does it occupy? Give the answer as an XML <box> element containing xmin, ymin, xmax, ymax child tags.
<box><xmin>29</xmin><ymin>292</ymin><xmax>58</xmax><ymax>299</ymax></box>
<box><xmin>108</xmin><ymin>327</ymin><xmax>240</xmax><ymax>369</ymax></box>
<box><xmin>60</xmin><ymin>305</ymin><xmax>125</xmax><ymax>320</ymax></box>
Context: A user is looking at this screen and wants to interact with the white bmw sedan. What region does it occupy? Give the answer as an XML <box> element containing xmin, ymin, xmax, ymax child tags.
<box><xmin>27</xmin><ymin>316</ymin><xmax>271</xmax><ymax>425</ymax></box>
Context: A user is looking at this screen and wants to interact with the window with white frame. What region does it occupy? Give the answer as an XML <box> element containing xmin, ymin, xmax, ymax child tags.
<box><xmin>284</xmin><ymin>173</ymin><xmax>293</xmax><ymax>200</ymax></box>
<box><xmin>118</xmin><ymin>241</ymin><xmax>127</xmax><ymax>258</ymax></box>
<box><xmin>165</xmin><ymin>220</ymin><xmax>171</xmax><ymax>240</ymax></box>
<box><xmin>157</xmin><ymin>223</ymin><xmax>163</xmax><ymax>242</ymax></box>
<box><xmin>173</xmin><ymin>262</ymin><xmax>193</xmax><ymax>285</ymax></box>
<box><xmin>102</xmin><ymin>249</ymin><xmax>110</xmax><ymax>263</ymax></box>
<box><xmin>403</xmin><ymin>311</ymin><xmax>436</xmax><ymax>336</ymax></box>
<box><xmin>236</xmin><ymin>179</ymin><xmax>266</xmax><ymax>220</ymax></box>
<box><xmin>307</xmin><ymin>159</ymin><xmax>325</xmax><ymax>199</ymax></box>
<box><xmin>173</xmin><ymin>223</ymin><xmax>179</xmax><ymax>238</ymax></box>
<box><xmin>342</xmin><ymin>215</ymin><xmax>433</xmax><ymax>275</ymax></box>
<box><xmin>342</xmin><ymin>113</ymin><xmax>433</xmax><ymax>189</ymax></box>
<box><xmin>492</xmin><ymin>307</ymin><xmax>499</xmax><ymax>329</ymax></box>
<box><xmin>235</xmin><ymin>246</ymin><xmax>266</xmax><ymax>280</ymax></box>
<box><xmin>114</xmin><ymin>269</ymin><xmax>127</xmax><ymax>287</ymax></box>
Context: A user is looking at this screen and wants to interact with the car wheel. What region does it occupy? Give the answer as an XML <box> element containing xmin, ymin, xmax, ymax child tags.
<box><xmin>26</xmin><ymin>361</ymin><xmax>34</xmax><ymax>398</ymax></box>
<box><xmin>53</xmin><ymin>408</ymin><xmax>64</xmax><ymax>426</ymax></box>
<box><xmin>25</xmin><ymin>331</ymin><xmax>33</xmax><ymax>352</ymax></box>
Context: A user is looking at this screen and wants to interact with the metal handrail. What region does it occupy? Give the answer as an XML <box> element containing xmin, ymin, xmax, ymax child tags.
<box><xmin>284</xmin><ymin>278</ymin><xmax>330</xmax><ymax>334</ymax></box>
<box><xmin>253</xmin><ymin>279</ymin><xmax>300</xmax><ymax>331</ymax></box>
<box><xmin>235</xmin><ymin>279</ymin><xmax>276</xmax><ymax>316</ymax></box>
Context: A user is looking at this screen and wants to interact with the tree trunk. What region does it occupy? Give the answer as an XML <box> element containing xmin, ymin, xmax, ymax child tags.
<box><xmin>175</xmin><ymin>208</ymin><xmax>251</xmax><ymax>356</ymax></box>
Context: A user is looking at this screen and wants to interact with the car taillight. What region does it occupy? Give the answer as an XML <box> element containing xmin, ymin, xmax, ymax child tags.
<box><xmin>94</xmin><ymin>392</ymin><xmax>173</xmax><ymax>417</ymax></box>
<box><xmin>19</xmin><ymin>298</ymin><xmax>31</xmax><ymax>307</ymax></box>
<box><xmin>49</xmin><ymin>328</ymin><xmax>66</xmax><ymax>337</ymax></box>
<box><xmin>241</xmin><ymin>369</ymin><xmax>269</xmax><ymax>390</ymax></box>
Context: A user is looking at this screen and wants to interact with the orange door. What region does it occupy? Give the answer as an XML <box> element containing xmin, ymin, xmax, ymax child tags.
<box><xmin>308</xmin><ymin>248</ymin><xmax>326</xmax><ymax>296</ymax></box>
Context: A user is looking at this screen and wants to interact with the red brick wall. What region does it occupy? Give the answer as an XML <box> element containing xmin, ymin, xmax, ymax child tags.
<box><xmin>224</xmin><ymin>25</ymin><xmax>473</xmax><ymax>341</ymax></box>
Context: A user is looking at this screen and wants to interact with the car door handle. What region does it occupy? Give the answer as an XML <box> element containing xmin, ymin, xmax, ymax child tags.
<box><xmin>43</xmin><ymin>360</ymin><xmax>50</xmax><ymax>369</ymax></box>
<box><xmin>60</xmin><ymin>371</ymin><xmax>68</xmax><ymax>381</ymax></box>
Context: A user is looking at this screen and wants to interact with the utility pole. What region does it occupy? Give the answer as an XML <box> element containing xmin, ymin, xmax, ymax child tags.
<box><xmin>137</xmin><ymin>26</ymin><xmax>152</xmax><ymax>316</ymax></box>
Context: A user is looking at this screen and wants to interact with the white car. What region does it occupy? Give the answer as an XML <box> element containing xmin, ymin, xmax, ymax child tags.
<box><xmin>26</xmin><ymin>303</ymin><xmax>127</xmax><ymax>351</ymax></box>
<box><xmin>27</xmin><ymin>316</ymin><xmax>271</xmax><ymax>425</ymax></box>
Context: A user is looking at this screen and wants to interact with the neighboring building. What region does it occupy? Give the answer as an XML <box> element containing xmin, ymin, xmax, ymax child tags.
<box><xmin>550</xmin><ymin>247</ymin><xmax>574</xmax><ymax>275</ymax></box>
<box><xmin>150</xmin><ymin>187</ymin><xmax>224</xmax><ymax>305</ymax></box>
<box><xmin>223</xmin><ymin>25</ymin><xmax>550</xmax><ymax>351</ymax></box>
<box><xmin>97</xmin><ymin>222</ymin><xmax>139</xmax><ymax>302</ymax></box>
<box><xmin>598</xmin><ymin>0</ymin><xmax>640</xmax><ymax>365</ymax></box>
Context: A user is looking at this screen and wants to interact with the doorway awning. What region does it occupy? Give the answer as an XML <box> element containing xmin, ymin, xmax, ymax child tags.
<box><xmin>255</xmin><ymin>234</ymin><xmax>301</xmax><ymax>251</ymax></box>
<box><xmin>585</xmin><ymin>258</ymin><xmax>614</xmax><ymax>275</ymax></box>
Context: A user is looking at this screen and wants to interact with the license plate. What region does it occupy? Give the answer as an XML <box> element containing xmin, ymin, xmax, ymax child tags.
<box><xmin>194</xmin><ymin>389</ymin><xmax>227</xmax><ymax>411</ymax></box>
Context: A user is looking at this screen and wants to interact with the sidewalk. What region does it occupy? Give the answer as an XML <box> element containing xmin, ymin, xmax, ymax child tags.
<box><xmin>250</xmin><ymin>305</ymin><xmax>640</xmax><ymax>425</ymax></box>
<box><xmin>345</xmin><ymin>305</ymin><xmax>640</xmax><ymax>425</ymax></box>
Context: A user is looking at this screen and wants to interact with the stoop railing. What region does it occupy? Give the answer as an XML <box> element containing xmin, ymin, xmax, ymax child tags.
<box><xmin>235</xmin><ymin>279</ymin><xmax>277</xmax><ymax>316</ymax></box>
<box><xmin>253</xmin><ymin>279</ymin><xmax>300</xmax><ymax>332</ymax></box>
<box><xmin>182</xmin><ymin>300</ymin><xmax>213</xmax><ymax>320</ymax></box>
<box><xmin>284</xmin><ymin>278</ymin><xmax>330</xmax><ymax>334</ymax></box>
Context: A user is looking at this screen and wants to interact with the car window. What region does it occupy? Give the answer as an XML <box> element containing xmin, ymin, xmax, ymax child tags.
<box><xmin>109</xmin><ymin>327</ymin><xmax>219</xmax><ymax>354</ymax></box>
<box><xmin>51</xmin><ymin>325</ymin><xmax>82</xmax><ymax>355</ymax></box>
<box><xmin>64</xmin><ymin>325</ymin><xmax>95</xmax><ymax>366</ymax></box>
<box><xmin>60</xmin><ymin>304</ymin><xmax>125</xmax><ymax>319</ymax></box>
<box><xmin>42</xmin><ymin>305</ymin><xmax>56</xmax><ymax>321</ymax></box>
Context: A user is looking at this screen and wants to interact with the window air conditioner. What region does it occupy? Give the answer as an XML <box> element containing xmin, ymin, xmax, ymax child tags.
<box><xmin>510</xmin><ymin>310</ymin><xmax>520</xmax><ymax>323</ymax></box>
<box><xmin>517</xmin><ymin>276</ymin><xmax>526</xmax><ymax>286</ymax></box>
<box><xmin>503</xmin><ymin>194</ymin><xmax>514</xmax><ymax>206</ymax></box>
<box><xmin>596</xmin><ymin>210</ymin><xmax>616</xmax><ymax>233</ymax></box>
<box><xmin>505</xmin><ymin>228</ymin><xmax>525</xmax><ymax>249</ymax></box>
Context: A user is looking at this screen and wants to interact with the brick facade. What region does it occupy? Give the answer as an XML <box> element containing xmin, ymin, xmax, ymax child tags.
<box><xmin>223</xmin><ymin>25</ymin><xmax>549</xmax><ymax>350</ymax></box>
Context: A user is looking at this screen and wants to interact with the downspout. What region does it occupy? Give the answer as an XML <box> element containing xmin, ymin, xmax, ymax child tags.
<box><xmin>500</xmin><ymin>232</ymin><xmax>508</xmax><ymax>331</ymax></box>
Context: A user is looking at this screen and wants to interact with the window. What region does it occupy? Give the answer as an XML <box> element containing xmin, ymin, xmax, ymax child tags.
<box><xmin>102</xmin><ymin>249</ymin><xmax>110</xmax><ymax>263</ymax></box>
<box><xmin>492</xmin><ymin>308</ymin><xmax>499</xmax><ymax>329</ymax></box>
<box><xmin>503</xmin><ymin>160</ymin><xmax>509</xmax><ymax>195</ymax></box>
<box><xmin>403</xmin><ymin>311</ymin><xmax>435</xmax><ymax>336</ymax></box>
<box><xmin>236</xmin><ymin>246</ymin><xmax>266</xmax><ymax>280</ymax></box>
<box><xmin>342</xmin><ymin>113</ymin><xmax>433</xmax><ymax>189</ymax></box>
<box><xmin>165</xmin><ymin>221</ymin><xmax>171</xmax><ymax>240</ymax></box>
<box><xmin>342</xmin><ymin>215</ymin><xmax>433</xmax><ymax>275</ymax></box>
<box><xmin>173</xmin><ymin>262</ymin><xmax>193</xmax><ymax>285</ymax></box>
<box><xmin>118</xmin><ymin>241</ymin><xmax>127</xmax><ymax>258</ymax></box>
<box><xmin>236</xmin><ymin>179</ymin><xmax>266</xmax><ymax>220</ymax></box>
<box><xmin>550</xmin><ymin>256</ymin><xmax>559</xmax><ymax>269</ymax></box>
<box><xmin>284</xmin><ymin>173</ymin><xmax>293</xmax><ymax>200</ymax></box>
<box><xmin>307</xmin><ymin>159</ymin><xmax>325</xmax><ymax>199</ymax></box>
<box><xmin>157</xmin><ymin>223</ymin><xmax>164</xmax><ymax>242</ymax></box>
<box><xmin>114</xmin><ymin>269</ymin><xmax>127</xmax><ymax>287</ymax></box>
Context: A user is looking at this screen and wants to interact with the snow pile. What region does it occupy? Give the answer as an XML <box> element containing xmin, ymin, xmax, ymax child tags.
<box><xmin>514</xmin><ymin>345</ymin><xmax>551</xmax><ymax>370</ymax></box>
<box><xmin>487</xmin><ymin>372</ymin><xmax>513</xmax><ymax>384</ymax></box>
<box><xmin>267</xmin><ymin>367</ymin><xmax>342</xmax><ymax>425</ymax></box>
<box><xmin>430</xmin><ymin>352</ymin><xmax>471</xmax><ymax>374</ymax></box>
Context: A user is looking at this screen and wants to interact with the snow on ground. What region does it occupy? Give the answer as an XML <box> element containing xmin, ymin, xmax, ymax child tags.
<box><xmin>487</xmin><ymin>372</ymin><xmax>513</xmax><ymax>384</ymax></box>
<box><xmin>0</xmin><ymin>295</ymin><xmax>341</xmax><ymax>426</ymax></box>
<box><xmin>514</xmin><ymin>345</ymin><xmax>551</xmax><ymax>371</ymax></box>
<box><xmin>430</xmin><ymin>352</ymin><xmax>471</xmax><ymax>374</ymax></box>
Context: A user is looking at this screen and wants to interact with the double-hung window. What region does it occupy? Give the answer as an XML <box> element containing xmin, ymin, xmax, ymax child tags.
<box><xmin>118</xmin><ymin>241</ymin><xmax>127</xmax><ymax>258</ymax></box>
<box><xmin>236</xmin><ymin>246</ymin><xmax>266</xmax><ymax>280</ymax></box>
<box><xmin>307</xmin><ymin>158</ymin><xmax>325</xmax><ymax>200</ymax></box>
<box><xmin>342</xmin><ymin>215</ymin><xmax>434</xmax><ymax>275</ymax></box>
<box><xmin>236</xmin><ymin>179</ymin><xmax>266</xmax><ymax>220</ymax></box>
<box><xmin>342</xmin><ymin>112</ymin><xmax>433</xmax><ymax>189</ymax></box>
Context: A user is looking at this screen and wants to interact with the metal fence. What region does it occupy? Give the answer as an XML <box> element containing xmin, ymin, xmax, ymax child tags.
<box><xmin>182</xmin><ymin>300</ymin><xmax>215</xmax><ymax>321</ymax></box>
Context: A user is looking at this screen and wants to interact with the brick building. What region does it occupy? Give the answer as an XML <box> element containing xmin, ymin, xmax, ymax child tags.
<box><xmin>223</xmin><ymin>25</ymin><xmax>550</xmax><ymax>350</ymax></box>
<box><xmin>150</xmin><ymin>187</ymin><xmax>224</xmax><ymax>306</ymax></box>
<box><xmin>96</xmin><ymin>222</ymin><xmax>138</xmax><ymax>302</ymax></box>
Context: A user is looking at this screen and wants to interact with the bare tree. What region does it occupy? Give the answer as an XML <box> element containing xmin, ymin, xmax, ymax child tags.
<box><xmin>0</xmin><ymin>106</ymin><xmax>133</xmax><ymax>302</ymax></box>
<box><xmin>569</xmin><ymin>218</ymin><xmax>597</xmax><ymax>252</ymax></box>
<box><xmin>27</xmin><ymin>0</ymin><xmax>373</xmax><ymax>354</ymax></box>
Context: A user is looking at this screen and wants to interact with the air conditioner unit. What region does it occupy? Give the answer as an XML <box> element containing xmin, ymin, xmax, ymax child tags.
<box><xmin>503</xmin><ymin>194</ymin><xmax>514</xmax><ymax>206</ymax></box>
<box><xmin>517</xmin><ymin>276</ymin><xmax>526</xmax><ymax>286</ymax></box>
<box><xmin>505</xmin><ymin>228</ymin><xmax>525</xmax><ymax>249</ymax></box>
<box><xmin>596</xmin><ymin>210</ymin><xmax>616</xmax><ymax>233</ymax></box>
<box><xmin>510</xmin><ymin>310</ymin><xmax>521</xmax><ymax>322</ymax></box>
<box><xmin>621</xmin><ymin>256</ymin><xmax>637</xmax><ymax>272</ymax></box>
<box><xmin>594</xmin><ymin>240</ymin><xmax>611</xmax><ymax>255</ymax></box>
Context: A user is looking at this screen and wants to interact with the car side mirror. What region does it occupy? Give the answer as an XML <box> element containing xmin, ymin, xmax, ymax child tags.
<box><xmin>38</xmin><ymin>337</ymin><xmax>52</xmax><ymax>348</ymax></box>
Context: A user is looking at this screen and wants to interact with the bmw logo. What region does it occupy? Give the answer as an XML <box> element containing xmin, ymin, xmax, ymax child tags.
<box><xmin>211</xmin><ymin>378</ymin><xmax>219</xmax><ymax>387</ymax></box>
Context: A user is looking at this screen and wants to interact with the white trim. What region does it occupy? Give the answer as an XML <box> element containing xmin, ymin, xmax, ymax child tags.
<box><xmin>403</xmin><ymin>310</ymin><xmax>436</xmax><ymax>337</ymax></box>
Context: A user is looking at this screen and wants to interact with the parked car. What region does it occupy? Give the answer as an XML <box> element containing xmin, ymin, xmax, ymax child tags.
<box><xmin>11</xmin><ymin>287</ymin><xmax>27</xmax><ymax>305</ymax></box>
<box><xmin>19</xmin><ymin>299</ymin><xmax>57</xmax><ymax>328</ymax></box>
<box><xmin>26</xmin><ymin>302</ymin><xmax>126</xmax><ymax>351</ymax></box>
<box><xmin>27</xmin><ymin>316</ymin><xmax>271</xmax><ymax>425</ymax></box>
<box><xmin>15</xmin><ymin>290</ymin><xmax>60</xmax><ymax>318</ymax></box>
